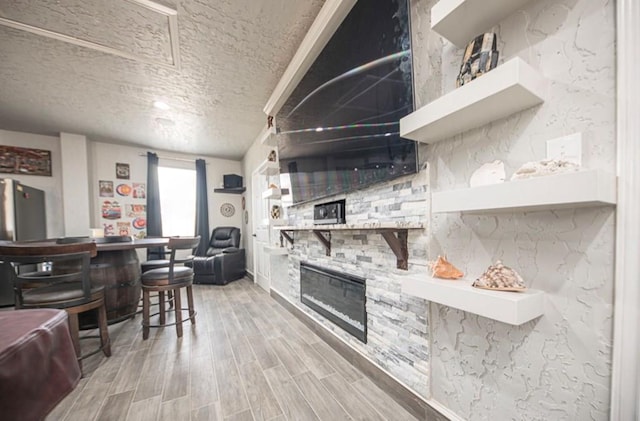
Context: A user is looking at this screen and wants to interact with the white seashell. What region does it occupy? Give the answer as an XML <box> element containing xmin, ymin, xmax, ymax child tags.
<box><xmin>511</xmin><ymin>159</ymin><xmax>579</xmax><ymax>180</ymax></box>
<box><xmin>470</xmin><ymin>160</ymin><xmax>505</xmax><ymax>187</ymax></box>
<box><xmin>472</xmin><ymin>260</ymin><xmax>526</xmax><ymax>291</ymax></box>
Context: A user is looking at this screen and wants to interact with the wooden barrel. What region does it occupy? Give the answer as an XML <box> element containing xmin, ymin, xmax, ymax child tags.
<box><xmin>88</xmin><ymin>249</ymin><xmax>141</xmax><ymax>324</ymax></box>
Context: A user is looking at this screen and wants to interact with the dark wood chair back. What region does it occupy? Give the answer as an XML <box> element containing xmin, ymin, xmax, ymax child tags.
<box><xmin>0</xmin><ymin>241</ymin><xmax>97</xmax><ymax>309</ymax></box>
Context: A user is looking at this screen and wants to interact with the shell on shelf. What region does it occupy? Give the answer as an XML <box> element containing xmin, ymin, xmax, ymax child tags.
<box><xmin>268</xmin><ymin>183</ymin><xmax>278</xmax><ymax>189</ymax></box>
<box><xmin>429</xmin><ymin>255</ymin><xmax>464</xmax><ymax>279</ymax></box>
<box><xmin>511</xmin><ymin>159</ymin><xmax>579</xmax><ymax>180</ymax></box>
<box><xmin>268</xmin><ymin>150</ymin><xmax>277</xmax><ymax>161</ymax></box>
<box><xmin>472</xmin><ymin>261</ymin><xmax>526</xmax><ymax>291</ymax></box>
<box><xmin>470</xmin><ymin>160</ymin><xmax>505</xmax><ymax>187</ymax></box>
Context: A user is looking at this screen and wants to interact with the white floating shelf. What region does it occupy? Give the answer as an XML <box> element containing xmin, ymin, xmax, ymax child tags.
<box><xmin>264</xmin><ymin>246</ymin><xmax>288</xmax><ymax>255</ymax></box>
<box><xmin>400</xmin><ymin>58</ymin><xmax>547</xmax><ymax>144</ymax></box>
<box><xmin>262</xmin><ymin>187</ymin><xmax>282</xmax><ymax>199</ymax></box>
<box><xmin>402</xmin><ymin>275</ymin><xmax>544</xmax><ymax>325</ymax></box>
<box><xmin>432</xmin><ymin>0</ymin><xmax>535</xmax><ymax>48</ymax></box>
<box><xmin>259</xmin><ymin>126</ymin><xmax>278</xmax><ymax>147</ymax></box>
<box><xmin>432</xmin><ymin>170</ymin><xmax>617</xmax><ymax>214</ymax></box>
<box><xmin>263</xmin><ymin>218</ymin><xmax>286</xmax><ymax>227</ymax></box>
<box><xmin>257</xmin><ymin>160</ymin><xmax>280</xmax><ymax>176</ymax></box>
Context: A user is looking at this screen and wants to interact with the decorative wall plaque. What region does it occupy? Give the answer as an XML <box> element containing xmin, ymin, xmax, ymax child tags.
<box><xmin>220</xmin><ymin>203</ymin><xmax>235</xmax><ymax>217</ymax></box>
<box><xmin>0</xmin><ymin>146</ymin><xmax>52</xmax><ymax>176</ymax></box>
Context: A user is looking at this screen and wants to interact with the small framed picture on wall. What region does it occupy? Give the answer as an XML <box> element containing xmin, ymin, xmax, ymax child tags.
<box><xmin>116</xmin><ymin>163</ymin><xmax>130</xmax><ymax>179</ymax></box>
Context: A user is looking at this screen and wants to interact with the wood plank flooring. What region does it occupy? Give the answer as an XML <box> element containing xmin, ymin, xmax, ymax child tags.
<box><xmin>46</xmin><ymin>278</ymin><xmax>420</xmax><ymax>421</ymax></box>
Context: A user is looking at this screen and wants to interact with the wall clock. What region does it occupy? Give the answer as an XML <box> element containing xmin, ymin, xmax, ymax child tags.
<box><xmin>220</xmin><ymin>203</ymin><xmax>235</xmax><ymax>217</ymax></box>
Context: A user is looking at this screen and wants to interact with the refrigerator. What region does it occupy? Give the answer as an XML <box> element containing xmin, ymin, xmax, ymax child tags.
<box><xmin>0</xmin><ymin>179</ymin><xmax>47</xmax><ymax>306</ymax></box>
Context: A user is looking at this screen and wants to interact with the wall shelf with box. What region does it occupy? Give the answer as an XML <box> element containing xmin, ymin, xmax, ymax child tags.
<box><xmin>431</xmin><ymin>0</ymin><xmax>535</xmax><ymax>48</ymax></box>
<box><xmin>432</xmin><ymin>170</ymin><xmax>617</xmax><ymax>214</ymax></box>
<box><xmin>213</xmin><ymin>187</ymin><xmax>246</xmax><ymax>194</ymax></box>
<box><xmin>275</xmin><ymin>222</ymin><xmax>425</xmax><ymax>270</ymax></box>
<box><xmin>401</xmin><ymin>275</ymin><xmax>544</xmax><ymax>325</ymax></box>
<box><xmin>400</xmin><ymin>58</ymin><xmax>547</xmax><ymax>144</ymax></box>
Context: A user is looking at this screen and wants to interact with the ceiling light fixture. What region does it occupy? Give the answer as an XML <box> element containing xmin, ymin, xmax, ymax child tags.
<box><xmin>155</xmin><ymin>117</ymin><xmax>175</xmax><ymax>126</ymax></box>
<box><xmin>153</xmin><ymin>100</ymin><xmax>170</xmax><ymax>110</ymax></box>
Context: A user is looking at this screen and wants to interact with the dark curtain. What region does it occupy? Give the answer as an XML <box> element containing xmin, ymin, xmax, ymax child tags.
<box><xmin>194</xmin><ymin>159</ymin><xmax>210</xmax><ymax>256</ymax></box>
<box><xmin>146</xmin><ymin>152</ymin><xmax>164</xmax><ymax>259</ymax></box>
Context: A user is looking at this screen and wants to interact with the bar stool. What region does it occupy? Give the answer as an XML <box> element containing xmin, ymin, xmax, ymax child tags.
<box><xmin>0</xmin><ymin>241</ymin><xmax>111</xmax><ymax>372</ymax></box>
<box><xmin>140</xmin><ymin>244</ymin><xmax>173</xmax><ymax>311</ymax></box>
<box><xmin>141</xmin><ymin>236</ymin><xmax>200</xmax><ymax>339</ymax></box>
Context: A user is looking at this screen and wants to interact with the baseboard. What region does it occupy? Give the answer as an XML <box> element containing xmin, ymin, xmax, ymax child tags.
<box><xmin>270</xmin><ymin>288</ymin><xmax>450</xmax><ymax>421</ymax></box>
<box><xmin>245</xmin><ymin>270</ymin><xmax>254</xmax><ymax>281</ymax></box>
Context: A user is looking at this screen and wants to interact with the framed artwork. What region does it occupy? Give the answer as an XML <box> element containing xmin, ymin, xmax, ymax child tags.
<box><xmin>99</xmin><ymin>180</ymin><xmax>114</xmax><ymax>197</ymax></box>
<box><xmin>115</xmin><ymin>162</ymin><xmax>130</xmax><ymax>179</ymax></box>
<box><xmin>0</xmin><ymin>145</ymin><xmax>52</xmax><ymax>176</ymax></box>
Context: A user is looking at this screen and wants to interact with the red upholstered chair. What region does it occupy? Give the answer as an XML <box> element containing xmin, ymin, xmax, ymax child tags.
<box><xmin>0</xmin><ymin>309</ymin><xmax>81</xmax><ymax>420</ymax></box>
<box><xmin>141</xmin><ymin>236</ymin><xmax>200</xmax><ymax>339</ymax></box>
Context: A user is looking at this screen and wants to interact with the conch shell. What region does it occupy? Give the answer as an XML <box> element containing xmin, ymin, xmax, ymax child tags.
<box><xmin>472</xmin><ymin>261</ymin><xmax>526</xmax><ymax>291</ymax></box>
<box><xmin>429</xmin><ymin>256</ymin><xmax>464</xmax><ymax>279</ymax></box>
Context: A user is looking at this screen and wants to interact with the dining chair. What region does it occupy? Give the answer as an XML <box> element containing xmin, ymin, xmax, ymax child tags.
<box><xmin>141</xmin><ymin>236</ymin><xmax>200</xmax><ymax>339</ymax></box>
<box><xmin>0</xmin><ymin>240</ymin><xmax>111</xmax><ymax>372</ymax></box>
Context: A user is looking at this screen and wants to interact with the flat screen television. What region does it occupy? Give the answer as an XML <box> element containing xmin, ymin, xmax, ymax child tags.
<box><xmin>276</xmin><ymin>0</ymin><xmax>417</xmax><ymax>205</ymax></box>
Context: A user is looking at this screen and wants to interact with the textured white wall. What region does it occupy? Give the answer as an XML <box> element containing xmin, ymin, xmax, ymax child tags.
<box><xmin>60</xmin><ymin>132</ymin><xmax>91</xmax><ymax>236</ymax></box>
<box><xmin>412</xmin><ymin>0</ymin><xmax>615</xmax><ymax>418</ymax></box>
<box><xmin>0</xmin><ymin>129</ymin><xmax>64</xmax><ymax>237</ymax></box>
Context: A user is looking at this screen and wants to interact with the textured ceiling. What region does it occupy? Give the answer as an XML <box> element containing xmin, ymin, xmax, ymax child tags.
<box><xmin>0</xmin><ymin>0</ymin><xmax>325</xmax><ymax>159</ymax></box>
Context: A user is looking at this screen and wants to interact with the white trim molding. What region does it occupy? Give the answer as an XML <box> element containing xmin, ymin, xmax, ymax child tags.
<box><xmin>611</xmin><ymin>1</ymin><xmax>640</xmax><ymax>420</ymax></box>
<box><xmin>0</xmin><ymin>0</ymin><xmax>180</xmax><ymax>69</ymax></box>
<box><xmin>262</xmin><ymin>0</ymin><xmax>357</xmax><ymax>117</ymax></box>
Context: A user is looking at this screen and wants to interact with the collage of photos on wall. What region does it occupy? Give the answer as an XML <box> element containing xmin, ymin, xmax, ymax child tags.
<box><xmin>99</xmin><ymin>164</ymin><xmax>146</xmax><ymax>238</ymax></box>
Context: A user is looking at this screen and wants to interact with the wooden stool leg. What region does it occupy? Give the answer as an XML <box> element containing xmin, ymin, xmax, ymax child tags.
<box><xmin>174</xmin><ymin>287</ymin><xmax>183</xmax><ymax>337</ymax></box>
<box><xmin>67</xmin><ymin>312</ymin><xmax>82</xmax><ymax>371</ymax></box>
<box><xmin>142</xmin><ymin>289</ymin><xmax>150</xmax><ymax>340</ymax></box>
<box><xmin>187</xmin><ymin>285</ymin><xmax>195</xmax><ymax>325</ymax></box>
<box><xmin>168</xmin><ymin>290</ymin><xmax>174</xmax><ymax>309</ymax></box>
<box><xmin>159</xmin><ymin>291</ymin><xmax>166</xmax><ymax>326</ymax></box>
<box><xmin>97</xmin><ymin>299</ymin><xmax>111</xmax><ymax>357</ymax></box>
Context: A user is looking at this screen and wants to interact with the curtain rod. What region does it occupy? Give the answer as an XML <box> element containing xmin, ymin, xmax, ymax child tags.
<box><xmin>138</xmin><ymin>153</ymin><xmax>208</xmax><ymax>164</ymax></box>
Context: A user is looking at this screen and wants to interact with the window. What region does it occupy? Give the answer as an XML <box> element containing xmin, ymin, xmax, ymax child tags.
<box><xmin>158</xmin><ymin>166</ymin><xmax>196</xmax><ymax>236</ymax></box>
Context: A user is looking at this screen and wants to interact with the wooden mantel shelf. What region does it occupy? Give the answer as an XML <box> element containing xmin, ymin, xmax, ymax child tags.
<box><xmin>275</xmin><ymin>222</ymin><xmax>425</xmax><ymax>270</ymax></box>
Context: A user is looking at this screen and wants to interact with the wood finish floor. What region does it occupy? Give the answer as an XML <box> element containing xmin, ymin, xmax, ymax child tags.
<box><xmin>47</xmin><ymin>278</ymin><xmax>420</xmax><ymax>421</ymax></box>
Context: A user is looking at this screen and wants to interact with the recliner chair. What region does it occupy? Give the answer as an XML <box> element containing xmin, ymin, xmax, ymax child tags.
<box><xmin>190</xmin><ymin>227</ymin><xmax>246</xmax><ymax>285</ymax></box>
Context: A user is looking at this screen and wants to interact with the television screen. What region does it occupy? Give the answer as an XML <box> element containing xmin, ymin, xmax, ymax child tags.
<box><xmin>276</xmin><ymin>0</ymin><xmax>416</xmax><ymax>205</ymax></box>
